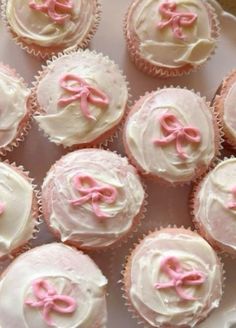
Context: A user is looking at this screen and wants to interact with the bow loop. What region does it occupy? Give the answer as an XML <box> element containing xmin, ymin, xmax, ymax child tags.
<box><xmin>25</xmin><ymin>279</ymin><xmax>77</xmax><ymax>326</ymax></box>
<box><xmin>29</xmin><ymin>0</ymin><xmax>73</xmax><ymax>24</ymax></box>
<box><xmin>153</xmin><ymin>113</ymin><xmax>201</xmax><ymax>159</ymax></box>
<box><xmin>70</xmin><ymin>174</ymin><xmax>117</xmax><ymax>218</ymax></box>
<box><xmin>58</xmin><ymin>74</ymin><xmax>109</xmax><ymax>121</ymax></box>
<box><xmin>157</xmin><ymin>1</ymin><xmax>198</xmax><ymax>40</ymax></box>
<box><xmin>154</xmin><ymin>255</ymin><xmax>206</xmax><ymax>301</ymax></box>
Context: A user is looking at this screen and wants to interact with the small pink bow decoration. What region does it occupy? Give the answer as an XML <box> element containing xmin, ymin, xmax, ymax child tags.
<box><xmin>153</xmin><ymin>113</ymin><xmax>201</xmax><ymax>159</ymax></box>
<box><xmin>227</xmin><ymin>186</ymin><xmax>236</xmax><ymax>209</ymax></box>
<box><xmin>58</xmin><ymin>74</ymin><xmax>109</xmax><ymax>121</ymax></box>
<box><xmin>157</xmin><ymin>1</ymin><xmax>197</xmax><ymax>40</ymax></box>
<box><xmin>25</xmin><ymin>279</ymin><xmax>77</xmax><ymax>326</ymax></box>
<box><xmin>154</xmin><ymin>255</ymin><xmax>206</xmax><ymax>301</ymax></box>
<box><xmin>29</xmin><ymin>0</ymin><xmax>73</xmax><ymax>25</ymax></box>
<box><xmin>0</xmin><ymin>201</ymin><xmax>5</xmax><ymax>215</ymax></box>
<box><xmin>69</xmin><ymin>174</ymin><xmax>117</xmax><ymax>218</ymax></box>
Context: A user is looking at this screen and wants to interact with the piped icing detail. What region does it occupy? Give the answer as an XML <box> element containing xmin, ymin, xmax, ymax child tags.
<box><xmin>227</xmin><ymin>186</ymin><xmax>236</xmax><ymax>210</ymax></box>
<box><xmin>25</xmin><ymin>279</ymin><xmax>77</xmax><ymax>327</ymax></box>
<box><xmin>29</xmin><ymin>0</ymin><xmax>73</xmax><ymax>25</ymax></box>
<box><xmin>154</xmin><ymin>255</ymin><xmax>206</xmax><ymax>301</ymax></box>
<box><xmin>153</xmin><ymin>113</ymin><xmax>201</xmax><ymax>159</ymax></box>
<box><xmin>69</xmin><ymin>173</ymin><xmax>118</xmax><ymax>218</ymax></box>
<box><xmin>0</xmin><ymin>201</ymin><xmax>5</xmax><ymax>215</ymax></box>
<box><xmin>58</xmin><ymin>74</ymin><xmax>109</xmax><ymax>121</ymax></box>
<box><xmin>157</xmin><ymin>1</ymin><xmax>197</xmax><ymax>41</ymax></box>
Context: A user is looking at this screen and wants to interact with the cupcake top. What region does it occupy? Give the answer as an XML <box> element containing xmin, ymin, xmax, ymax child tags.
<box><xmin>126</xmin><ymin>0</ymin><xmax>217</xmax><ymax>69</ymax></box>
<box><xmin>0</xmin><ymin>64</ymin><xmax>30</xmax><ymax>151</ymax></box>
<box><xmin>34</xmin><ymin>50</ymin><xmax>128</xmax><ymax>147</ymax></box>
<box><xmin>124</xmin><ymin>88</ymin><xmax>217</xmax><ymax>183</ymax></box>
<box><xmin>0</xmin><ymin>243</ymin><xmax>108</xmax><ymax>328</ymax></box>
<box><xmin>126</xmin><ymin>228</ymin><xmax>222</xmax><ymax>327</ymax></box>
<box><xmin>42</xmin><ymin>149</ymin><xmax>145</xmax><ymax>249</ymax></box>
<box><xmin>214</xmin><ymin>69</ymin><xmax>236</xmax><ymax>146</ymax></box>
<box><xmin>0</xmin><ymin>162</ymin><xmax>36</xmax><ymax>258</ymax></box>
<box><xmin>194</xmin><ymin>158</ymin><xmax>236</xmax><ymax>254</ymax></box>
<box><xmin>5</xmin><ymin>0</ymin><xmax>99</xmax><ymax>50</ymax></box>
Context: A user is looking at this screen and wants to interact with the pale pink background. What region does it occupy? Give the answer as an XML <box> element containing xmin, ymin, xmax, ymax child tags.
<box><xmin>1</xmin><ymin>0</ymin><xmax>236</xmax><ymax>327</ymax></box>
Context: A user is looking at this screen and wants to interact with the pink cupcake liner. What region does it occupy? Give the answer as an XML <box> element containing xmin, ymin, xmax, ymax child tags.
<box><xmin>0</xmin><ymin>63</ymin><xmax>35</xmax><ymax>157</ymax></box>
<box><xmin>31</xmin><ymin>49</ymin><xmax>130</xmax><ymax>149</ymax></box>
<box><xmin>1</xmin><ymin>0</ymin><xmax>102</xmax><ymax>60</ymax></box>
<box><xmin>124</xmin><ymin>0</ymin><xmax>220</xmax><ymax>78</ymax></box>
<box><xmin>0</xmin><ymin>160</ymin><xmax>42</xmax><ymax>263</ymax></box>
<box><xmin>120</xmin><ymin>226</ymin><xmax>225</xmax><ymax>328</ymax></box>
<box><xmin>123</xmin><ymin>86</ymin><xmax>224</xmax><ymax>186</ymax></box>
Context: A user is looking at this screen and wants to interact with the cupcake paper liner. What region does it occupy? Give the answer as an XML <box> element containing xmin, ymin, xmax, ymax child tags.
<box><xmin>124</xmin><ymin>1</ymin><xmax>220</xmax><ymax>78</ymax></box>
<box><xmin>119</xmin><ymin>226</ymin><xmax>225</xmax><ymax>328</ymax></box>
<box><xmin>1</xmin><ymin>0</ymin><xmax>101</xmax><ymax>60</ymax></box>
<box><xmin>190</xmin><ymin>155</ymin><xmax>236</xmax><ymax>258</ymax></box>
<box><xmin>123</xmin><ymin>86</ymin><xmax>224</xmax><ymax>186</ymax></box>
<box><xmin>0</xmin><ymin>160</ymin><xmax>42</xmax><ymax>265</ymax></box>
<box><xmin>212</xmin><ymin>69</ymin><xmax>236</xmax><ymax>150</ymax></box>
<box><xmin>0</xmin><ymin>63</ymin><xmax>35</xmax><ymax>157</ymax></box>
<box><xmin>31</xmin><ymin>48</ymin><xmax>131</xmax><ymax>149</ymax></box>
<box><xmin>41</xmin><ymin>149</ymin><xmax>147</xmax><ymax>253</ymax></box>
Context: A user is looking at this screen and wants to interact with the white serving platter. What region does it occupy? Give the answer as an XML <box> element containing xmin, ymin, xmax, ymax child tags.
<box><xmin>1</xmin><ymin>1</ymin><xmax>236</xmax><ymax>327</ymax></box>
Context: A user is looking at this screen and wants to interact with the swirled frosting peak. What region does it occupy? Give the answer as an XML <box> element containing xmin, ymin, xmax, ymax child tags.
<box><xmin>42</xmin><ymin>149</ymin><xmax>145</xmax><ymax>248</ymax></box>
<box><xmin>127</xmin><ymin>229</ymin><xmax>222</xmax><ymax>327</ymax></box>
<box><xmin>125</xmin><ymin>88</ymin><xmax>216</xmax><ymax>183</ymax></box>
<box><xmin>0</xmin><ymin>243</ymin><xmax>108</xmax><ymax>328</ymax></box>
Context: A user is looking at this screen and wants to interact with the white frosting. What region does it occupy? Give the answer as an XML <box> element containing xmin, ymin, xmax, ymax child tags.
<box><xmin>42</xmin><ymin>149</ymin><xmax>144</xmax><ymax>248</ymax></box>
<box><xmin>0</xmin><ymin>65</ymin><xmax>30</xmax><ymax>148</ymax></box>
<box><xmin>0</xmin><ymin>162</ymin><xmax>34</xmax><ymax>257</ymax></box>
<box><xmin>127</xmin><ymin>0</ymin><xmax>216</xmax><ymax>68</ymax></box>
<box><xmin>0</xmin><ymin>243</ymin><xmax>108</xmax><ymax>328</ymax></box>
<box><xmin>125</xmin><ymin>88</ymin><xmax>216</xmax><ymax>183</ymax></box>
<box><xmin>6</xmin><ymin>0</ymin><xmax>97</xmax><ymax>48</ymax></box>
<box><xmin>129</xmin><ymin>230</ymin><xmax>222</xmax><ymax>327</ymax></box>
<box><xmin>223</xmin><ymin>81</ymin><xmax>236</xmax><ymax>140</ymax></box>
<box><xmin>35</xmin><ymin>51</ymin><xmax>128</xmax><ymax>147</ymax></box>
<box><xmin>195</xmin><ymin>158</ymin><xmax>236</xmax><ymax>254</ymax></box>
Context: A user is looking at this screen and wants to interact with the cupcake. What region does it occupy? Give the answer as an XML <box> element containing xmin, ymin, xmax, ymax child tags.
<box><xmin>0</xmin><ymin>243</ymin><xmax>108</xmax><ymax>327</ymax></box>
<box><xmin>42</xmin><ymin>149</ymin><xmax>145</xmax><ymax>250</ymax></box>
<box><xmin>0</xmin><ymin>161</ymin><xmax>40</xmax><ymax>259</ymax></box>
<box><xmin>123</xmin><ymin>87</ymin><xmax>221</xmax><ymax>185</ymax></box>
<box><xmin>192</xmin><ymin>157</ymin><xmax>236</xmax><ymax>256</ymax></box>
<box><xmin>213</xmin><ymin>69</ymin><xmax>236</xmax><ymax>148</ymax></box>
<box><xmin>0</xmin><ymin>63</ymin><xmax>32</xmax><ymax>156</ymax></box>
<box><xmin>124</xmin><ymin>0</ymin><xmax>219</xmax><ymax>77</ymax></box>
<box><xmin>33</xmin><ymin>49</ymin><xmax>128</xmax><ymax>148</ymax></box>
<box><xmin>2</xmin><ymin>0</ymin><xmax>101</xmax><ymax>59</ymax></box>
<box><xmin>123</xmin><ymin>228</ymin><xmax>223</xmax><ymax>328</ymax></box>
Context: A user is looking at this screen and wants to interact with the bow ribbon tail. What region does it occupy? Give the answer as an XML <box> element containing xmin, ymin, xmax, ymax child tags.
<box><xmin>58</xmin><ymin>94</ymin><xmax>81</xmax><ymax>107</ymax></box>
<box><xmin>91</xmin><ymin>198</ymin><xmax>109</xmax><ymax>218</ymax></box>
<box><xmin>80</xmin><ymin>92</ymin><xmax>96</xmax><ymax>121</ymax></box>
<box><xmin>43</xmin><ymin>304</ymin><xmax>54</xmax><ymax>326</ymax></box>
<box><xmin>48</xmin><ymin>9</ymin><xmax>70</xmax><ymax>24</ymax></box>
<box><xmin>155</xmin><ymin>281</ymin><xmax>175</xmax><ymax>289</ymax></box>
<box><xmin>176</xmin><ymin>135</ymin><xmax>188</xmax><ymax>159</ymax></box>
<box><xmin>70</xmin><ymin>194</ymin><xmax>91</xmax><ymax>207</ymax></box>
<box><xmin>154</xmin><ymin>132</ymin><xmax>177</xmax><ymax>146</ymax></box>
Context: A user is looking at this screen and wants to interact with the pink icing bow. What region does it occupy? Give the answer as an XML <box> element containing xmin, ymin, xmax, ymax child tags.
<box><xmin>0</xmin><ymin>201</ymin><xmax>5</xmax><ymax>215</ymax></box>
<box><xmin>154</xmin><ymin>255</ymin><xmax>206</xmax><ymax>301</ymax></box>
<box><xmin>153</xmin><ymin>113</ymin><xmax>201</xmax><ymax>159</ymax></box>
<box><xmin>157</xmin><ymin>1</ymin><xmax>197</xmax><ymax>40</ymax></box>
<box><xmin>69</xmin><ymin>174</ymin><xmax>117</xmax><ymax>218</ymax></box>
<box><xmin>29</xmin><ymin>0</ymin><xmax>73</xmax><ymax>25</ymax></box>
<box><xmin>25</xmin><ymin>279</ymin><xmax>77</xmax><ymax>326</ymax></box>
<box><xmin>228</xmin><ymin>185</ymin><xmax>236</xmax><ymax>209</ymax></box>
<box><xmin>58</xmin><ymin>74</ymin><xmax>109</xmax><ymax>121</ymax></box>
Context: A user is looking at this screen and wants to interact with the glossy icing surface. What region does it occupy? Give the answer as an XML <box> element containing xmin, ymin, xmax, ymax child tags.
<box><xmin>0</xmin><ymin>162</ymin><xmax>34</xmax><ymax>257</ymax></box>
<box><xmin>35</xmin><ymin>51</ymin><xmax>128</xmax><ymax>146</ymax></box>
<box><xmin>0</xmin><ymin>243</ymin><xmax>108</xmax><ymax>327</ymax></box>
<box><xmin>127</xmin><ymin>0</ymin><xmax>216</xmax><ymax>68</ymax></box>
<box><xmin>42</xmin><ymin>149</ymin><xmax>145</xmax><ymax>248</ymax></box>
<box><xmin>195</xmin><ymin>158</ymin><xmax>236</xmax><ymax>253</ymax></box>
<box><xmin>0</xmin><ymin>65</ymin><xmax>30</xmax><ymax>149</ymax></box>
<box><xmin>125</xmin><ymin>88</ymin><xmax>216</xmax><ymax>183</ymax></box>
<box><xmin>6</xmin><ymin>0</ymin><xmax>97</xmax><ymax>48</ymax></box>
<box><xmin>128</xmin><ymin>229</ymin><xmax>222</xmax><ymax>327</ymax></box>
